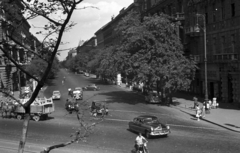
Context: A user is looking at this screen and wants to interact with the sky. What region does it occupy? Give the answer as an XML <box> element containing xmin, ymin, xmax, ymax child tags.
<box><xmin>28</xmin><ymin>0</ymin><xmax>133</xmax><ymax>61</ymax></box>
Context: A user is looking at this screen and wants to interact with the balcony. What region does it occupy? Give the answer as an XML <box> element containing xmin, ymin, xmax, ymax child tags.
<box><xmin>213</xmin><ymin>53</ymin><xmax>239</xmax><ymax>63</ymax></box>
<box><xmin>174</xmin><ymin>12</ymin><xmax>185</xmax><ymax>21</ymax></box>
<box><xmin>184</xmin><ymin>26</ymin><xmax>200</xmax><ymax>37</ymax></box>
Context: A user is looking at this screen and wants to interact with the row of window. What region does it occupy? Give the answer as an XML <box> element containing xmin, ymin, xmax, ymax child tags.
<box><xmin>140</xmin><ymin>0</ymin><xmax>237</xmax><ymax>24</ymax></box>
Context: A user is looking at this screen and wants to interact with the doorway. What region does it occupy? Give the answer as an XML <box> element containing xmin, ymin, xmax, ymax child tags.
<box><xmin>209</xmin><ymin>82</ymin><xmax>214</xmax><ymax>100</ymax></box>
<box><xmin>228</xmin><ymin>74</ymin><xmax>233</xmax><ymax>103</ymax></box>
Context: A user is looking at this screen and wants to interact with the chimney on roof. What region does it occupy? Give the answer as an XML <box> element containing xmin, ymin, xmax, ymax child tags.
<box><xmin>111</xmin><ymin>15</ymin><xmax>115</xmax><ymax>20</ymax></box>
<box><xmin>120</xmin><ymin>7</ymin><xmax>125</xmax><ymax>14</ymax></box>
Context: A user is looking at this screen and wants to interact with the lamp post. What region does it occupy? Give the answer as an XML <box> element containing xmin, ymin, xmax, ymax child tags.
<box><xmin>195</xmin><ymin>14</ymin><xmax>208</xmax><ymax>102</ymax></box>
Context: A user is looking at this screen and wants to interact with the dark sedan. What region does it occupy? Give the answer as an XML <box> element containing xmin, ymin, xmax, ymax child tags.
<box><xmin>83</xmin><ymin>84</ymin><xmax>100</xmax><ymax>91</ymax></box>
<box><xmin>128</xmin><ymin>115</ymin><xmax>170</xmax><ymax>138</ymax></box>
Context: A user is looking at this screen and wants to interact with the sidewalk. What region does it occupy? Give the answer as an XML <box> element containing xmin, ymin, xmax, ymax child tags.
<box><xmin>117</xmin><ymin>83</ymin><xmax>240</xmax><ymax>133</ymax></box>
<box><xmin>170</xmin><ymin>93</ymin><xmax>240</xmax><ymax>133</ymax></box>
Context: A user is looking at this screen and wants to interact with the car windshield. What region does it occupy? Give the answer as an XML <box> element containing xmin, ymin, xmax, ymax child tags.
<box><xmin>144</xmin><ymin>118</ymin><xmax>159</xmax><ymax>124</ymax></box>
<box><xmin>53</xmin><ymin>91</ymin><xmax>60</xmax><ymax>94</ymax></box>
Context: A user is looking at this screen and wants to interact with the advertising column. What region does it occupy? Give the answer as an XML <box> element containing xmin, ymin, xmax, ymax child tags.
<box><xmin>117</xmin><ymin>73</ymin><xmax>121</xmax><ymax>86</ymax></box>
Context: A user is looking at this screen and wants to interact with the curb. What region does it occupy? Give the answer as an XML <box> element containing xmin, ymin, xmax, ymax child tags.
<box><xmin>171</xmin><ymin>105</ymin><xmax>240</xmax><ymax>133</ymax></box>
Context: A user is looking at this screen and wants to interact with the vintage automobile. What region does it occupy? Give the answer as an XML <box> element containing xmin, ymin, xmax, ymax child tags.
<box><xmin>73</xmin><ymin>90</ymin><xmax>83</xmax><ymax>100</ymax></box>
<box><xmin>83</xmin><ymin>84</ymin><xmax>100</xmax><ymax>91</ymax></box>
<box><xmin>84</xmin><ymin>72</ymin><xmax>90</xmax><ymax>77</ymax></box>
<box><xmin>65</xmin><ymin>97</ymin><xmax>79</xmax><ymax>114</ymax></box>
<box><xmin>52</xmin><ymin>90</ymin><xmax>61</xmax><ymax>100</ymax></box>
<box><xmin>75</xmin><ymin>87</ymin><xmax>83</xmax><ymax>91</ymax></box>
<box><xmin>90</xmin><ymin>101</ymin><xmax>108</xmax><ymax>116</ymax></box>
<box><xmin>145</xmin><ymin>90</ymin><xmax>161</xmax><ymax>103</ymax></box>
<box><xmin>128</xmin><ymin>115</ymin><xmax>170</xmax><ymax>138</ymax></box>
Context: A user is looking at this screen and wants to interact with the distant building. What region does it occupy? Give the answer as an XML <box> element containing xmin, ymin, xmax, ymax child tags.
<box><xmin>76</xmin><ymin>36</ymin><xmax>97</xmax><ymax>54</ymax></box>
<box><xmin>66</xmin><ymin>49</ymin><xmax>77</xmax><ymax>60</ymax></box>
<box><xmin>98</xmin><ymin>3</ymin><xmax>138</xmax><ymax>48</ymax></box>
<box><xmin>78</xmin><ymin>40</ymin><xmax>85</xmax><ymax>47</ymax></box>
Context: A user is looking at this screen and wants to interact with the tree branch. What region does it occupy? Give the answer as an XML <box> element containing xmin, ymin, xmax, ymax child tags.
<box><xmin>20</xmin><ymin>0</ymin><xmax>63</xmax><ymax>26</ymax></box>
<box><xmin>0</xmin><ymin>46</ymin><xmax>40</xmax><ymax>82</ymax></box>
<box><xmin>5</xmin><ymin>35</ymin><xmax>48</xmax><ymax>62</ymax></box>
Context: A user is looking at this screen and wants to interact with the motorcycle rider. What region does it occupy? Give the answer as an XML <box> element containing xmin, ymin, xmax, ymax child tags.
<box><xmin>135</xmin><ymin>133</ymin><xmax>148</xmax><ymax>153</ymax></box>
<box><xmin>68</xmin><ymin>88</ymin><xmax>73</xmax><ymax>97</ymax></box>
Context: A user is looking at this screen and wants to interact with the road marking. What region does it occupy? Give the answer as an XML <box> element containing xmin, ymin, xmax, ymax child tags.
<box><xmin>109</xmin><ymin>109</ymin><xmax>171</xmax><ymax>116</ymax></box>
<box><xmin>104</xmin><ymin>118</ymin><xmax>130</xmax><ymax>122</ymax></box>
<box><xmin>168</xmin><ymin>124</ymin><xmax>224</xmax><ymax>130</ymax></box>
<box><xmin>103</xmin><ymin>118</ymin><xmax>224</xmax><ymax>131</ymax></box>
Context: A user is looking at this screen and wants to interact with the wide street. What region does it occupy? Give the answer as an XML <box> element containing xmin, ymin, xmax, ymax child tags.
<box><xmin>1</xmin><ymin>69</ymin><xmax>240</xmax><ymax>153</ymax></box>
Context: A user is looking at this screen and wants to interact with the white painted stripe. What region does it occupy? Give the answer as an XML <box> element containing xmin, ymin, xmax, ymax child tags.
<box><xmin>108</xmin><ymin>109</ymin><xmax>171</xmax><ymax>116</ymax></box>
<box><xmin>104</xmin><ymin>118</ymin><xmax>224</xmax><ymax>131</ymax></box>
<box><xmin>168</xmin><ymin>124</ymin><xmax>224</xmax><ymax>130</ymax></box>
<box><xmin>104</xmin><ymin>118</ymin><xmax>130</xmax><ymax>122</ymax></box>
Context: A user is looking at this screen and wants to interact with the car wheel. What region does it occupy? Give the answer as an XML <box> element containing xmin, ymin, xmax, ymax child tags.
<box><xmin>17</xmin><ymin>114</ymin><xmax>22</xmax><ymax>120</ymax></box>
<box><xmin>163</xmin><ymin>134</ymin><xmax>168</xmax><ymax>137</ymax></box>
<box><xmin>145</xmin><ymin>131</ymin><xmax>150</xmax><ymax>139</ymax></box>
<box><xmin>33</xmin><ymin>115</ymin><xmax>40</xmax><ymax>122</ymax></box>
<box><xmin>128</xmin><ymin>126</ymin><xmax>132</xmax><ymax>131</ymax></box>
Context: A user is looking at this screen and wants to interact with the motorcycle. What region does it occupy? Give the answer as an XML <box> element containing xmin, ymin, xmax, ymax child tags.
<box><xmin>65</xmin><ymin>101</ymin><xmax>79</xmax><ymax>114</ymax></box>
<box><xmin>133</xmin><ymin>143</ymin><xmax>148</xmax><ymax>153</ymax></box>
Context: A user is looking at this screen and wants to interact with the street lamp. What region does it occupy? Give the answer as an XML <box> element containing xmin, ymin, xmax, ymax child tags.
<box><xmin>195</xmin><ymin>13</ymin><xmax>208</xmax><ymax>102</ymax></box>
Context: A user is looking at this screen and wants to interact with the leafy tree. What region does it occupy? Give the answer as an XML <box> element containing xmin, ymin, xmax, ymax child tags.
<box><xmin>113</xmin><ymin>11</ymin><xmax>197</xmax><ymax>100</ymax></box>
<box><xmin>0</xmin><ymin>0</ymin><xmax>102</xmax><ymax>153</ymax></box>
<box><xmin>25</xmin><ymin>56</ymin><xmax>59</xmax><ymax>79</ymax></box>
<box><xmin>88</xmin><ymin>46</ymin><xmax>118</xmax><ymax>81</ymax></box>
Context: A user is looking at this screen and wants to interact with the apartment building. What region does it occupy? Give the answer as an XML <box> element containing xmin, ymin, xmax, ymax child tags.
<box><xmin>0</xmin><ymin>0</ymin><xmax>33</xmax><ymax>92</ymax></box>
<box><xmin>184</xmin><ymin>0</ymin><xmax>240</xmax><ymax>104</ymax></box>
<box><xmin>136</xmin><ymin>0</ymin><xmax>240</xmax><ymax>104</ymax></box>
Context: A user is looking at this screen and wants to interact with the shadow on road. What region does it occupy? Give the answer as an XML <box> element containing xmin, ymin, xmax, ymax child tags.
<box><xmin>97</xmin><ymin>91</ymin><xmax>145</xmax><ymax>105</ymax></box>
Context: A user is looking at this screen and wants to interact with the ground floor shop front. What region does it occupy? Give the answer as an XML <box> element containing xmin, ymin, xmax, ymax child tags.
<box><xmin>189</xmin><ymin>62</ymin><xmax>240</xmax><ymax>106</ymax></box>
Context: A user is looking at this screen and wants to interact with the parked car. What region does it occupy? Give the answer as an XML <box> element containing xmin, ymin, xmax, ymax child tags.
<box><xmin>128</xmin><ymin>115</ymin><xmax>170</xmax><ymax>138</ymax></box>
<box><xmin>83</xmin><ymin>84</ymin><xmax>100</xmax><ymax>91</ymax></box>
<box><xmin>145</xmin><ymin>90</ymin><xmax>161</xmax><ymax>103</ymax></box>
<box><xmin>84</xmin><ymin>72</ymin><xmax>90</xmax><ymax>77</ymax></box>
<box><xmin>52</xmin><ymin>90</ymin><xmax>61</xmax><ymax>100</ymax></box>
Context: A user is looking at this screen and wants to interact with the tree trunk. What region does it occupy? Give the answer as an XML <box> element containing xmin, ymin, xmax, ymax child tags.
<box><xmin>18</xmin><ymin>106</ymin><xmax>31</xmax><ymax>153</ymax></box>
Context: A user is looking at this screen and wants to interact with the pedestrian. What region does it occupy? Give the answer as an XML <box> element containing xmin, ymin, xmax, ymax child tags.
<box><xmin>193</xmin><ymin>97</ymin><xmax>198</xmax><ymax>109</ymax></box>
<box><xmin>206</xmin><ymin>101</ymin><xmax>210</xmax><ymax>114</ymax></box>
<box><xmin>201</xmin><ymin>104</ymin><xmax>205</xmax><ymax>118</ymax></box>
<box><xmin>195</xmin><ymin>104</ymin><xmax>201</xmax><ymax>121</ymax></box>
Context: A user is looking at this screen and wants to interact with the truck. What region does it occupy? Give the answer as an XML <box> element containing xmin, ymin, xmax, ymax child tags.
<box><xmin>1</xmin><ymin>97</ymin><xmax>55</xmax><ymax>121</ymax></box>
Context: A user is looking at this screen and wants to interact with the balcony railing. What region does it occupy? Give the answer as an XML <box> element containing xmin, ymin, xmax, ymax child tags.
<box><xmin>174</xmin><ymin>12</ymin><xmax>185</xmax><ymax>21</ymax></box>
<box><xmin>184</xmin><ymin>26</ymin><xmax>200</xmax><ymax>37</ymax></box>
<box><xmin>213</xmin><ymin>53</ymin><xmax>239</xmax><ymax>62</ymax></box>
<box><xmin>192</xmin><ymin>53</ymin><xmax>239</xmax><ymax>64</ymax></box>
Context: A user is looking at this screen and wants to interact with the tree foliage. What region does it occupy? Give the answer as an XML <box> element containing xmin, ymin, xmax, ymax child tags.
<box><xmin>25</xmin><ymin>56</ymin><xmax>59</xmax><ymax>79</ymax></box>
<box><xmin>113</xmin><ymin>11</ymin><xmax>197</xmax><ymax>96</ymax></box>
<box><xmin>115</xmin><ymin>11</ymin><xmax>195</xmax><ymax>91</ymax></box>
<box><xmin>86</xmin><ymin>11</ymin><xmax>197</xmax><ymax>98</ymax></box>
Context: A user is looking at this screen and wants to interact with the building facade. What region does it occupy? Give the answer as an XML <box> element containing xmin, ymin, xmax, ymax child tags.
<box><xmin>0</xmin><ymin>0</ymin><xmax>33</xmax><ymax>93</ymax></box>
<box><xmin>95</xmin><ymin>3</ymin><xmax>137</xmax><ymax>48</ymax></box>
<box><xmin>184</xmin><ymin>0</ymin><xmax>240</xmax><ymax>104</ymax></box>
<box><xmin>131</xmin><ymin>0</ymin><xmax>240</xmax><ymax>105</ymax></box>
<box><xmin>76</xmin><ymin>36</ymin><xmax>97</xmax><ymax>54</ymax></box>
